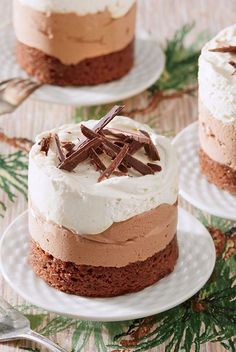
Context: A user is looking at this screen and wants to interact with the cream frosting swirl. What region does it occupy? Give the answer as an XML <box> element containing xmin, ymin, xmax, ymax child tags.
<box><xmin>199</xmin><ymin>25</ymin><xmax>236</xmax><ymax>124</ymax></box>
<box><xmin>16</xmin><ymin>0</ymin><xmax>136</xmax><ymax>18</ymax></box>
<box><xmin>28</xmin><ymin>116</ymin><xmax>178</xmax><ymax>235</ymax></box>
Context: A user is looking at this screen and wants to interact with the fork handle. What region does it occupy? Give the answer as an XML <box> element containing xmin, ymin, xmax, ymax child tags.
<box><xmin>20</xmin><ymin>330</ymin><xmax>67</xmax><ymax>352</ymax></box>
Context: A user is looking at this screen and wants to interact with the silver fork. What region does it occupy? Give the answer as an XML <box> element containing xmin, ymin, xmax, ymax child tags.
<box><xmin>0</xmin><ymin>297</ymin><xmax>67</xmax><ymax>351</ymax></box>
<box><xmin>0</xmin><ymin>78</ymin><xmax>41</xmax><ymax>115</ymax></box>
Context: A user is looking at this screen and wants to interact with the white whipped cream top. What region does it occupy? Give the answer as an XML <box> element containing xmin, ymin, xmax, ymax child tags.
<box><xmin>17</xmin><ymin>0</ymin><xmax>136</xmax><ymax>18</ymax></box>
<box><xmin>199</xmin><ymin>25</ymin><xmax>236</xmax><ymax>124</ymax></box>
<box><xmin>29</xmin><ymin>116</ymin><xmax>178</xmax><ymax>235</ymax></box>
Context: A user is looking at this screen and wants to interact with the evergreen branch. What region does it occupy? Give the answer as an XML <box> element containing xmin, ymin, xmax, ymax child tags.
<box><xmin>0</xmin><ymin>151</ymin><xmax>28</xmax><ymax>216</ymax></box>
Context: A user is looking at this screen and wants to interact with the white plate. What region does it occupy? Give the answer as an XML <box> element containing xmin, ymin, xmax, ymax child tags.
<box><xmin>0</xmin><ymin>25</ymin><xmax>165</xmax><ymax>106</ymax></box>
<box><xmin>0</xmin><ymin>208</ymin><xmax>215</xmax><ymax>322</ymax></box>
<box><xmin>173</xmin><ymin>122</ymin><xmax>236</xmax><ymax>220</ymax></box>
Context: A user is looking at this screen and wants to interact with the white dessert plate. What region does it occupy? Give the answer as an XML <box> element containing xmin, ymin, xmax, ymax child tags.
<box><xmin>0</xmin><ymin>208</ymin><xmax>215</xmax><ymax>322</ymax></box>
<box><xmin>0</xmin><ymin>25</ymin><xmax>165</xmax><ymax>106</ymax></box>
<box><xmin>172</xmin><ymin>122</ymin><xmax>236</xmax><ymax>220</ymax></box>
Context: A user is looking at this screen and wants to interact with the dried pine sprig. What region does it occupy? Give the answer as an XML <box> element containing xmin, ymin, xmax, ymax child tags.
<box><xmin>0</xmin><ymin>151</ymin><xmax>28</xmax><ymax>216</ymax></box>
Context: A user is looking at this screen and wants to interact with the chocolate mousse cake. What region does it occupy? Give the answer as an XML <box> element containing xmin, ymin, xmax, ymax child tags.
<box><xmin>198</xmin><ymin>25</ymin><xmax>236</xmax><ymax>195</ymax></box>
<box><xmin>13</xmin><ymin>0</ymin><xmax>136</xmax><ymax>86</ymax></box>
<box><xmin>28</xmin><ymin>106</ymin><xmax>179</xmax><ymax>297</ymax></box>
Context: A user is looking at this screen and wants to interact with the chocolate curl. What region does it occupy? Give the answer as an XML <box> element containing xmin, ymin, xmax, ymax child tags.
<box><xmin>59</xmin><ymin>137</ymin><xmax>101</xmax><ymax>171</ymax></box>
<box><xmin>209</xmin><ymin>46</ymin><xmax>236</xmax><ymax>53</ymax></box>
<box><xmin>90</xmin><ymin>148</ymin><xmax>106</xmax><ymax>172</ymax></box>
<box><xmin>39</xmin><ymin>134</ymin><xmax>52</xmax><ymax>156</ymax></box>
<box><xmin>98</xmin><ymin>144</ymin><xmax>129</xmax><ymax>182</ymax></box>
<box><xmin>80</xmin><ymin>125</ymin><xmax>154</xmax><ymax>176</ymax></box>
<box><xmin>53</xmin><ymin>134</ymin><xmax>65</xmax><ymax>162</ymax></box>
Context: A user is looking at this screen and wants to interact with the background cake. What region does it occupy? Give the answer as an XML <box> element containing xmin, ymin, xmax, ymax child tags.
<box><xmin>13</xmin><ymin>0</ymin><xmax>136</xmax><ymax>86</ymax></box>
<box><xmin>198</xmin><ymin>25</ymin><xmax>236</xmax><ymax>195</ymax></box>
<box><xmin>28</xmin><ymin>106</ymin><xmax>179</xmax><ymax>297</ymax></box>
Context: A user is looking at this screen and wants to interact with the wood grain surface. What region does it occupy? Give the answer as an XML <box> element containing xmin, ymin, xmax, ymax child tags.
<box><xmin>1</xmin><ymin>0</ymin><xmax>235</xmax><ymax>351</ymax></box>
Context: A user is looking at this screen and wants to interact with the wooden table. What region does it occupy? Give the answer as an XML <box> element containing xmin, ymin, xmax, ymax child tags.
<box><xmin>1</xmin><ymin>1</ymin><xmax>236</xmax><ymax>351</ymax></box>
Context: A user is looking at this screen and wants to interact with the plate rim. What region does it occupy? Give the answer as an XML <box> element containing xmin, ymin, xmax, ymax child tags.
<box><xmin>0</xmin><ymin>207</ymin><xmax>216</xmax><ymax>321</ymax></box>
<box><xmin>172</xmin><ymin>121</ymin><xmax>236</xmax><ymax>221</ymax></box>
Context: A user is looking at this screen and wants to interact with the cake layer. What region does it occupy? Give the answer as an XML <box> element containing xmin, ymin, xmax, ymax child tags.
<box><xmin>29</xmin><ymin>203</ymin><xmax>177</xmax><ymax>267</ymax></box>
<box><xmin>198</xmin><ymin>25</ymin><xmax>236</xmax><ymax>124</ymax></box>
<box><xmin>199</xmin><ymin>101</ymin><xmax>236</xmax><ymax>170</ymax></box>
<box><xmin>199</xmin><ymin>148</ymin><xmax>236</xmax><ymax>195</ymax></box>
<box><xmin>29</xmin><ymin>235</ymin><xmax>179</xmax><ymax>297</ymax></box>
<box><xmin>29</xmin><ymin>117</ymin><xmax>178</xmax><ymax>235</ymax></box>
<box><xmin>14</xmin><ymin>0</ymin><xmax>136</xmax><ymax>65</ymax></box>
<box><xmin>16</xmin><ymin>40</ymin><xmax>134</xmax><ymax>86</ymax></box>
<box><xmin>16</xmin><ymin>0</ymin><xmax>136</xmax><ymax>18</ymax></box>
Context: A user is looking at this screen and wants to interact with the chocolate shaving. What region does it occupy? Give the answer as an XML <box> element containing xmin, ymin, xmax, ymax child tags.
<box><xmin>104</xmin><ymin>138</ymin><xmax>152</xmax><ymax>174</ymax></box>
<box><xmin>98</xmin><ymin>144</ymin><xmax>129</xmax><ymax>182</ymax></box>
<box><xmin>209</xmin><ymin>46</ymin><xmax>236</xmax><ymax>53</ymax></box>
<box><xmin>94</xmin><ymin>105</ymin><xmax>124</xmax><ymax>133</ymax></box>
<box><xmin>39</xmin><ymin>135</ymin><xmax>52</xmax><ymax>156</ymax></box>
<box><xmin>139</xmin><ymin>130</ymin><xmax>160</xmax><ymax>161</ymax></box>
<box><xmin>70</xmin><ymin>105</ymin><xmax>124</xmax><ymax>155</ymax></box>
<box><xmin>113</xmin><ymin>170</ymin><xmax>127</xmax><ymax>177</ymax></box>
<box><xmin>147</xmin><ymin>163</ymin><xmax>162</xmax><ymax>173</ymax></box>
<box><xmin>229</xmin><ymin>60</ymin><xmax>236</xmax><ymax>74</ymax></box>
<box><xmin>53</xmin><ymin>134</ymin><xmax>65</xmax><ymax>162</ymax></box>
<box><xmin>81</xmin><ymin>124</ymin><xmax>154</xmax><ymax>175</ymax></box>
<box><xmin>90</xmin><ymin>148</ymin><xmax>106</xmax><ymax>172</ymax></box>
<box><xmin>128</xmin><ymin>140</ymin><xmax>144</xmax><ymax>155</ymax></box>
<box><xmin>103</xmin><ymin>128</ymin><xmax>150</xmax><ymax>144</ymax></box>
<box><xmin>61</xmin><ymin>141</ymin><xmax>75</xmax><ymax>153</ymax></box>
<box><xmin>59</xmin><ymin>137</ymin><xmax>101</xmax><ymax>171</ymax></box>
<box><xmin>118</xmin><ymin>164</ymin><xmax>129</xmax><ymax>173</ymax></box>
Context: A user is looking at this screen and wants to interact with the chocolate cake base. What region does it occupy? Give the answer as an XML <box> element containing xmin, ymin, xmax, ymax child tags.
<box><xmin>29</xmin><ymin>235</ymin><xmax>179</xmax><ymax>297</ymax></box>
<box><xmin>16</xmin><ymin>40</ymin><xmax>134</xmax><ymax>86</ymax></box>
<box><xmin>199</xmin><ymin>148</ymin><xmax>236</xmax><ymax>195</ymax></box>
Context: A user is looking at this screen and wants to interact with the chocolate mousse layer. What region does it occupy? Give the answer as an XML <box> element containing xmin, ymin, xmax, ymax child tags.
<box><xmin>30</xmin><ymin>235</ymin><xmax>178</xmax><ymax>297</ymax></box>
<box><xmin>199</xmin><ymin>101</ymin><xmax>236</xmax><ymax>194</ymax></box>
<box><xmin>16</xmin><ymin>40</ymin><xmax>134</xmax><ymax>86</ymax></box>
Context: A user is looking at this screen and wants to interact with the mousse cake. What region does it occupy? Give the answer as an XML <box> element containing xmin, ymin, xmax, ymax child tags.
<box><xmin>13</xmin><ymin>0</ymin><xmax>136</xmax><ymax>86</ymax></box>
<box><xmin>28</xmin><ymin>106</ymin><xmax>179</xmax><ymax>297</ymax></box>
<box><xmin>199</xmin><ymin>25</ymin><xmax>236</xmax><ymax>195</ymax></box>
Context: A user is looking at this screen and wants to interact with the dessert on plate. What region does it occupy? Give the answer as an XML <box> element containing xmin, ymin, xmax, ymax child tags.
<box><xmin>13</xmin><ymin>0</ymin><xmax>136</xmax><ymax>86</ymax></box>
<box><xmin>28</xmin><ymin>106</ymin><xmax>179</xmax><ymax>297</ymax></box>
<box><xmin>198</xmin><ymin>25</ymin><xmax>236</xmax><ymax>195</ymax></box>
